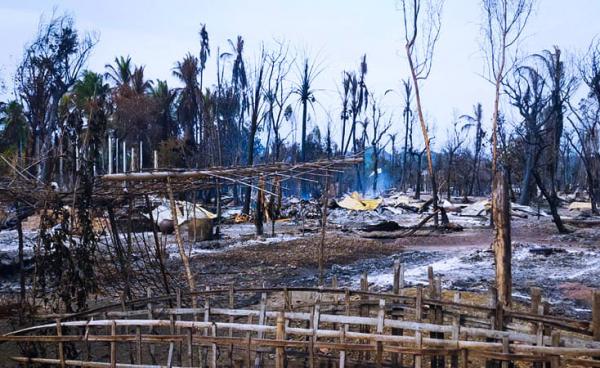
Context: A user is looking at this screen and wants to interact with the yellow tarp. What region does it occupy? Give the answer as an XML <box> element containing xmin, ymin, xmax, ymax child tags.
<box><xmin>337</xmin><ymin>192</ymin><xmax>382</xmax><ymax>211</ymax></box>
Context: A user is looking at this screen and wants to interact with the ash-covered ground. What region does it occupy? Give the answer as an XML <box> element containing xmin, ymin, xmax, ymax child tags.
<box><xmin>1</xmin><ymin>194</ymin><xmax>599</xmax><ymax>319</ymax></box>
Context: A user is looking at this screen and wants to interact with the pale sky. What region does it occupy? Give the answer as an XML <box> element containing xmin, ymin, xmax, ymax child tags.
<box><xmin>1</xmin><ymin>1</ymin><xmax>600</xmax><ymax>148</ymax></box>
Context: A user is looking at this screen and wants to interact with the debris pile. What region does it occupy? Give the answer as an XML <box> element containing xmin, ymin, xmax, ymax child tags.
<box><xmin>336</xmin><ymin>192</ymin><xmax>382</xmax><ymax>211</ymax></box>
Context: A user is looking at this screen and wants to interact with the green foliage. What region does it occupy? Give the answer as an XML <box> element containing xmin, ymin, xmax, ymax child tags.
<box><xmin>0</xmin><ymin>100</ymin><xmax>29</xmax><ymax>153</ymax></box>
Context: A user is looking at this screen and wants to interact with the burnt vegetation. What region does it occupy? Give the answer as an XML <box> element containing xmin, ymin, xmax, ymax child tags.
<box><xmin>1</xmin><ymin>2</ymin><xmax>600</xmax><ymax>365</ymax></box>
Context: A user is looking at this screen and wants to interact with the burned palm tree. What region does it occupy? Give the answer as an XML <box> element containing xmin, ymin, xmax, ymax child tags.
<box><xmin>264</xmin><ymin>41</ymin><xmax>294</xmax><ymax>162</ymax></box>
<box><xmin>530</xmin><ymin>47</ymin><xmax>574</xmax><ymax>233</ymax></box>
<box><xmin>568</xmin><ymin>40</ymin><xmax>600</xmax><ymax>214</ymax></box>
<box><xmin>199</xmin><ymin>24</ymin><xmax>210</xmax><ymax>91</ymax></box>
<box><xmin>343</xmin><ymin>55</ymin><xmax>369</xmax><ymax>156</ymax></box>
<box><xmin>293</xmin><ymin>56</ymin><xmax>323</xmax><ymax>162</ymax></box>
<box><xmin>339</xmin><ymin>72</ymin><xmax>351</xmax><ymax>155</ymax></box>
<box><xmin>400</xmin><ymin>78</ymin><xmax>413</xmax><ymax>191</ymax></box>
<box><xmin>444</xmin><ymin>118</ymin><xmax>465</xmax><ymax>200</ymax></box>
<box><xmin>460</xmin><ymin>103</ymin><xmax>485</xmax><ymax>196</ymax></box>
<box><xmin>242</xmin><ymin>51</ymin><xmax>267</xmax><ymax>214</ymax></box>
<box><xmin>369</xmin><ymin>95</ymin><xmax>392</xmax><ymax>193</ymax></box>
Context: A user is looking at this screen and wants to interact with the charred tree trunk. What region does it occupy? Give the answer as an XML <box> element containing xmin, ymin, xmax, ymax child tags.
<box><xmin>255</xmin><ymin>177</ymin><xmax>265</xmax><ymax>236</ymax></box>
<box><xmin>16</xmin><ymin>202</ymin><xmax>25</xmax><ymax>323</ymax></box>
<box><xmin>585</xmin><ymin>167</ymin><xmax>599</xmax><ymax>214</ymax></box>
<box><xmin>243</xmin><ymin>66</ymin><xmax>264</xmax><ymax>214</ymax></box>
<box><xmin>492</xmin><ymin>170</ymin><xmax>512</xmax><ymax>309</ymax></box>
<box><xmin>519</xmin><ymin>138</ymin><xmax>537</xmax><ymax>205</ymax></box>
<box><xmin>415</xmin><ymin>151</ymin><xmax>423</xmax><ymax>200</ymax></box>
<box><xmin>372</xmin><ymin>150</ymin><xmax>379</xmax><ymax>193</ymax></box>
<box><xmin>407</xmin><ymin>49</ymin><xmax>447</xmax><ymax>226</ymax></box>
<box><xmin>401</xmin><ymin>107</ymin><xmax>411</xmax><ymax>191</ymax></box>
<box><xmin>447</xmin><ymin>153</ymin><xmax>454</xmax><ymax>201</ymax></box>
<box><xmin>532</xmin><ymin>171</ymin><xmax>570</xmax><ymax>234</ymax></box>
<box><xmin>301</xmin><ymin>99</ymin><xmax>308</xmax><ymax>162</ymax></box>
<box><xmin>319</xmin><ymin>177</ymin><xmax>330</xmax><ymax>286</ymax></box>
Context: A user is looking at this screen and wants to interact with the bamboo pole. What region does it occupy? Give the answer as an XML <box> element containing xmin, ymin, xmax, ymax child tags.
<box><xmin>56</xmin><ymin>318</ymin><xmax>65</xmax><ymax>368</ymax></box>
<box><xmin>110</xmin><ymin>321</ymin><xmax>117</xmax><ymax>368</ymax></box>
<box><xmin>593</xmin><ymin>291</ymin><xmax>600</xmax><ymax>341</ymax></box>
<box><xmin>275</xmin><ymin>311</ymin><xmax>285</xmax><ymax>368</ymax></box>
<box><xmin>415</xmin><ymin>285</ymin><xmax>423</xmax><ymax>368</ymax></box>
<box><xmin>166</xmin><ymin>177</ymin><xmax>196</xmax><ymax>306</ymax></box>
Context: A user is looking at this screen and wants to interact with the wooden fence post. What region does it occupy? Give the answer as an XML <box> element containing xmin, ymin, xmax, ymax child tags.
<box><xmin>339</xmin><ymin>325</ymin><xmax>346</xmax><ymax>368</ymax></box>
<box><xmin>211</xmin><ymin>324</ymin><xmax>218</xmax><ymax>368</ymax></box>
<box><xmin>501</xmin><ymin>336</ymin><xmax>509</xmax><ymax>368</ymax></box>
<box><xmin>391</xmin><ymin>261</ymin><xmax>404</xmax><ymax>367</ymax></box>
<box><xmin>136</xmin><ymin>326</ymin><xmax>142</xmax><ymax>365</ymax></box>
<box><xmin>592</xmin><ymin>290</ymin><xmax>600</xmax><ymax>341</ymax></box>
<box><xmin>276</xmin><ymin>311</ymin><xmax>286</xmax><ymax>368</ymax></box>
<box><xmin>309</xmin><ymin>293</ymin><xmax>322</xmax><ymax>368</ymax></box>
<box><xmin>147</xmin><ymin>287</ymin><xmax>156</xmax><ymax>364</ymax></box>
<box><xmin>531</xmin><ymin>287</ymin><xmax>542</xmax><ymax>334</ymax></box>
<box><xmin>415</xmin><ymin>285</ymin><xmax>423</xmax><ymax>368</ymax></box>
<box><xmin>376</xmin><ymin>299</ymin><xmax>385</xmax><ymax>367</ymax></box>
<box><xmin>229</xmin><ymin>284</ymin><xmax>235</xmax><ymax>366</ymax></box>
<box><xmin>110</xmin><ymin>320</ymin><xmax>117</xmax><ymax>368</ymax></box>
<box><xmin>451</xmin><ymin>292</ymin><xmax>461</xmax><ymax>368</ymax></box>
<box><xmin>56</xmin><ymin>319</ymin><xmax>65</xmax><ymax>368</ymax></box>
<box><xmin>254</xmin><ymin>292</ymin><xmax>267</xmax><ymax>368</ymax></box>
<box><xmin>550</xmin><ymin>331</ymin><xmax>561</xmax><ymax>368</ymax></box>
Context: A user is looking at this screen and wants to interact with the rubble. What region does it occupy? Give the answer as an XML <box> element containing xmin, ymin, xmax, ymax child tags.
<box><xmin>337</xmin><ymin>192</ymin><xmax>382</xmax><ymax>211</ymax></box>
<box><xmin>144</xmin><ymin>196</ymin><xmax>216</xmax><ymax>227</ymax></box>
<box><xmin>280</xmin><ymin>197</ymin><xmax>322</xmax><ymax>219</ymax></box>
<box><xmin>360</xmin><ymin>220</ymin><xmax>402</xmax><ymax>232</ymax></box>
<box><xmin>568</xmin><ymin>201</ymin><xmax>592</xmax><ymax>211</ymax></box>
<box><xmin>460</xmin><ymin>199</ymin><xmax>548</xmax><ymax>218</ymax></box>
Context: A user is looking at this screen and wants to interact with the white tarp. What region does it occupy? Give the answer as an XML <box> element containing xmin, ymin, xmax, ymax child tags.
<box><xmin>144</xmin><ymin>196</ymin><xmax>216</xmax><ymax>225</ymax></box>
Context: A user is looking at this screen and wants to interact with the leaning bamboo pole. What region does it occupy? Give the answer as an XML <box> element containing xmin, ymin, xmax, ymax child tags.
<box><xmin>166</xmin><ymin>177</ymin><xmax>196</xmax><ymax>309</ymax></box>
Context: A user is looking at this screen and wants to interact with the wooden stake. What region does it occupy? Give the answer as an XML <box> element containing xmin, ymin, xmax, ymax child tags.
<box><xmin>319</xmin><ymin>174</ymin><xmax>330</xmax><ymax>286</ymax></box>
<box><xmin>276</xmin><ymin>311</ymin><xmax>286</xmax><ymax>368</ymax></box>
<box><xmin>531</xmin><ymin>287</ymin><xmax>542</xmax><ymax>334</ymax></box>
<box><xmin>339</xmin><ymin>325</ymin><xmax>346</xmax><ymax>368</ymax></box>
<box><xmin>451</xmin><ymin>293</ymin><xmax>461</xmax><ymax>368</ymax></box>
<box><xmin>147</xmin><ymin>288</ymin><xmax>156</xmax><ymax>364</ymax></box>
<box><xmin>110</xmin><ymin>320</ymin><xmax>116</xmax><ymax>368</ymax></box>
<box><xmin>135</xmin><ymin>326</ymin><xmax>142</xmax><ymax>365</ymax></box>
<box><xmin>376</xmin><ymin>299</ymin><xmax>385</xmax><ymax>367</ymax></box>
<box><xmin>211</xmin><ymin>324</ymin><xmax>217</xmax><ymax>368</ymax></box>
<box><xmin>56</xmin><ymin>319</ymin><xmax>65</xmax><ymax>368</ymax></box>
<box><xmin>501</xmin><ymin>336</ymin><xmax>510</xmax><ymax>368</ymax></box>
<box><xmin>254</xmin><ymin>292</ymin><xmax>267</xmax><ymax>368</ymax></box>
<box><xmin>551</xmin><ymin>331</ymin><xmax>561</xmax><ymax>368</ymax></box>
<box><xmin>187</xmin><ymin>328</ymin><xmax>194</xmax><ymax>367</ymax></box>
<box><xmin>592</xmin><ymin>290</ymin><xmax>600</xmax><ymax>341</ymax></box>
<box><xmin>415</xmin><ymin>285</ymin><xmax>423</xmax><ymax>368</ymax></box>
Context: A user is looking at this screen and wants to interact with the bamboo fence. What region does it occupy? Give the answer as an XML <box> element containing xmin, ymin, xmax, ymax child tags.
<box><xmin>3</xmin><ymin>262</ymin><xmax>600</xmax><ymax>367</ymax></box>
